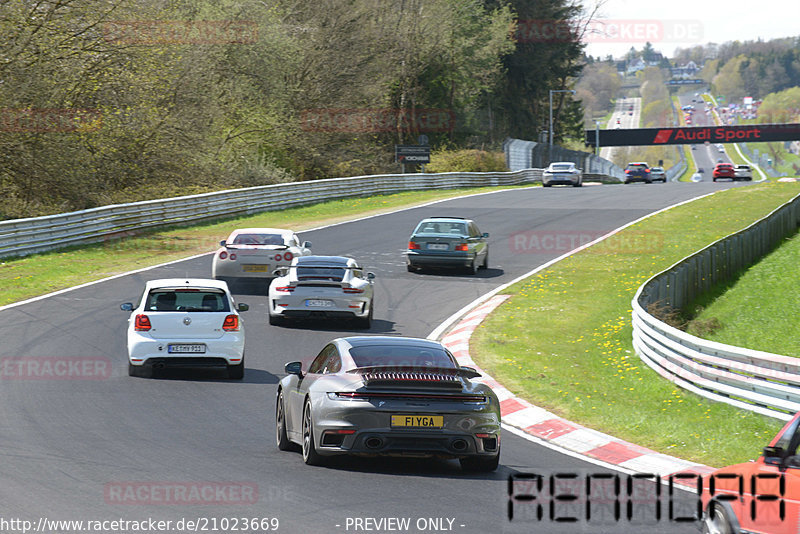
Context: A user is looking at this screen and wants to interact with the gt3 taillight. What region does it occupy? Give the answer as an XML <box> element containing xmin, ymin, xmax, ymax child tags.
<box><xmin>343</xmin><ymin>287</ymin><xmax>364</xmax><ymax>294</ymax></box>
<box><xmin>275</xmin><ymin>286</ymin><xmax>295</xmax><ymax>293</ymax></box>
<box><xmin>222</xmin><ymin>314</ymin><xmax>239</xmax><ymax>331</ymax></box>
<box><xmin>455</xmin><ymin>243</ymin><xmax>468</xmax><ymax>251</ymax></box>
<box><xmin>408</xmin><ymin>241</ymin><xmax>420</xmax><ymax>250</ymax></box>
<box><xmin>134</xmin><ymin>314</ymin><xmax>152</xmax><ymax>331</ymax></box>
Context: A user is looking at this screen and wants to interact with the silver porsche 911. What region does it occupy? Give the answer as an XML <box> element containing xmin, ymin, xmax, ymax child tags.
<box><xmin>276</xmin><ymin>336</ymin><xmax>501</xmax><ymax>471</ymax></box>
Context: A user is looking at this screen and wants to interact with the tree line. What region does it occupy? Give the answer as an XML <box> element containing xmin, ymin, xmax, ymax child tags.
<box><xmin>0</xmin><ymin>0</ymin><xmax>586</xmax><ymax>219</ymax></box>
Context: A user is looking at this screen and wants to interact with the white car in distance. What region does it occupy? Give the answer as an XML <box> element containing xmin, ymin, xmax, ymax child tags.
<box><xmin>212</xmin><ymin>228</ymin><xmax>312</xmax><ymax>287</ymax></box>
<box><xmin>121</xmin><ymin>279</ymin><xmax>249</xmax><ymax>379</ymax></box>
<box><xmin>542</xmin><ymin>162</ymin><xmax>582</xmax><ymax>187</ymax></box>
<box><xmin>268</xmin><ymin>256</ymin><xmax>375</xmax><ymax>328</ymax></box>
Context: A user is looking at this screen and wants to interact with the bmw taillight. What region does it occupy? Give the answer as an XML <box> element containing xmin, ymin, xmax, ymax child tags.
<box><xmin>135</xmin><ymin>314</ymin><xmax>152</xmax><ymax>331</ymax></box>
<box><xmin>455</xmin><ymin>243</ymin><xmax>468</xmax><ymax>251</ymax></box>
<box><xmin>645</xmin><ymin>169</ymin><xmax>650</xmax><ymax>173</ymax></box>
<box><xmin>222</xmin><ymin>314</ymin><xmax>239</xmax><ymax>331</ymax></box>
<box><xmin>283</xmin><ymin>252</ymin><xmax>293</xmax><ymax>261</ymax></box>
<box><xmin>625</xmin><ymin>170</ymin><xmax>631</xmax><ymax>174</ymax></box>
<box><xmin>275</xmin><ymin>286</ymin><xmax>295</xmax><ymax>293</ymax></box>
<box><xmin>408</xmin><ymin>241</ymin><xmax>420</xmax><ymax>250</ymax></box>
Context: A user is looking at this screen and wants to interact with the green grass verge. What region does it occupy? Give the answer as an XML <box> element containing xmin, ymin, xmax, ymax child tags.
<box><xmin>0</xmin><ymin>186</ymin><xmax>527</xmax><ymax>306</ymax></box>
<box><xmin>471</xmin><ymin>182</ymin><xmax>800</xmax><ymax>467</ymax></box>
<box><xmin>689</xmin><ymin>229</ymin><xmax>800</xmax><ymax>356</ymax></box>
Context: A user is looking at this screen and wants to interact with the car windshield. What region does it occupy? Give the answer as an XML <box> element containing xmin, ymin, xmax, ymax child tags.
<box><xmin>414</xmin><ymin>221</ymin><xmax>467</xmax><ymax>235</ymax></box>
<box><xmin>145</xmin><ymin>289</ymin><xmax>230</xmax><ymax>312</ymax></box>
<box><xmin>296</xmin><ymin>266</ymin><xmax>346</xmax><ymax>281</ymax></box>
<box><xmin>231</xmin><ymin>233</ymin><xmax>286</xmax><ymax>246</ymax></box>
<box><xmin>551</xmin><ymin>164</ymin><xmax>573</xmax><ymax>171</ymax></box>
<box><xmin>349</xmin><ymin>345</ymin><xmax>456</xmax><ymax>368</ymax></box>
<box><xmin>627</xmin><ymin>164</ymin><xmax>647</xmax><ymax>170</ymax></box>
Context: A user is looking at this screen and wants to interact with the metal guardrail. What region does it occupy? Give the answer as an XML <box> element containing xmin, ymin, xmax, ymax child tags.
<box><xmin>503</xmin><ymin>137</ymin><xmax>625</xmax><ymax>181</ymax></box>
<box><xmin>1</xmin><ymin>170</ymin><xmax>560</xmax><ymax>258</ymax></box>
<box><xmin>632</xmin><ymin>192</ymin><xmax>800</xmax><ymax>419</ymax></box>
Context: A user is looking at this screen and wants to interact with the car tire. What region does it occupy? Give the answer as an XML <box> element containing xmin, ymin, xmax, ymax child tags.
<box><xmin>701</xmin><ymin>503</ymin><xmax>735</xmax><ymax>534</ymax></box>
<box><xmin>227</xmin><ymin>355</ymin><xmax>244</xmax><ymax>380</ymax></box>
<box><xmin>573</xmin><ymin>181</ymin><xmax>582</xmax><ymax>187</ymax></box>
<box><xmin>356</xmin><ymin>302</ymin><xmax>373</xmax><ymax>329</ymax></box>
<box><xmin>460</xmin><ymin>452</ymin><xmax>500</xmax><ymax>472</ymax></box>
<box><xmin>713</xmin><ymin>178</ymin><xmax>717</xmax><ymax>182</ymax></box>
<box><xmin>406</xmin><ymin>263</ymin><xmax>416</xmax><ymax>272</ymax></box>
<box><xmin>128</xmin><ymin>363</ymin><xmax>149</xmax><ymax>378</ymax></box>
<box><xmin>467</xmin><ymin>259</ymin><xmax>479</xmax><ymax>275</ymax></box>
<box><xmin>275</xmin><ymin>390</ymin><xmax>297</xmax><ymax>452</ymax></box>
<box><xmin>542</xmin><ymin>183</ymin><xmax>551</xmax><ymax>187</ymax></box>
<box><xmin>268</xmin><ymin>313</ymin><xmax>283</xmax><ymax>326</ymax></box>
<box><xmin>302</xmin><ymin>399</ymin><xmax>325</xmax><ymax>466</ymax></box>
<box><xmin>480</xmin><ymin>251</ymin><xmax>488</xmax><ymax>270</ymax></box>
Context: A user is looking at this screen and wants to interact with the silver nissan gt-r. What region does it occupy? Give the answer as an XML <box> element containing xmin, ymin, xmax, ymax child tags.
<box><xmin>275</xmin><ymin>336</ymin><xmax>501</xmax><ymax>471</ymax></box>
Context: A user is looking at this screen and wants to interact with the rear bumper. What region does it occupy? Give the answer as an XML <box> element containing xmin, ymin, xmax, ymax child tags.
<box><xmin>406</xmin><ymin>251</ymin><xmax>474</xmax><ymax>267</ymax></box>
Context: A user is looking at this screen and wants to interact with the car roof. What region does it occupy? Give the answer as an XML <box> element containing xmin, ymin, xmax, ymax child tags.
<box><xmin>419</xmin><ymin>217</ymin><xmax>470</xmax><ymax>223</ymax></box>
<box><xmin>228</xmin><ymin>228</ymin><xmax>294</xmax><ymax>237</ymax></box>
<box><xmin>338</xmin><ymin>336</ymin><xmax>447</xmax><ymax>350</ymax></box>
<box><xmin>144</xmin><ymin>278</ymin><xmax>230</xmax><ymax>291</ymax></box>
<box><xmin>295</xmin><ymin>255</ymin><xmax>352</xmax><ymax>266</ymax></box>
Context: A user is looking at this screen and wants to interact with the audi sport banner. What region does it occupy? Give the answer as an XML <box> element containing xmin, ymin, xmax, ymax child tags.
<box><xmin>585</xmin><ymin>123</ymin><xmax>800</xmax><ymax>147</ymax></box>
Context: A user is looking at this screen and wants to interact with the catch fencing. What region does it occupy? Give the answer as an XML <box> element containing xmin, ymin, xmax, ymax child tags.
<box><xmin>632</xmin><ymin>192</ymin><xmax>800</xmax><ymax>419</ymax></box>
<box><xmin>0</xmin><ymin>170</ymin><xmax>546</xmax><ymax>258</ymax></box>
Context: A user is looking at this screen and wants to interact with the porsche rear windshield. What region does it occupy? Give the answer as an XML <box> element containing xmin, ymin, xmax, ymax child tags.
<box><xmin>414</xmin><ymin>222</ymin><xmax>467</xmax><ymax>235</ymax></box>
<box><xmin>145</xmin><ymin>289</ymin><xmax>230</xmax><ymax>312</ymax></box>
<box><xmin>296</xmin><ymin>266</ymin><xmax>346</xmax><ymax>281</ymax></box>
<box><xmin>349</xmin><ymin>345</ymin><xmax>456</xmax><ymax>368</ymax></box>
<box><xmin>231</xmin><ymin>233</ymin><xmax>286</xmax><ymax>246</ymax></box>
<box><xmin>550</xmin><ymin>164</ymin><xmax>573</xmax><ymax>171</ymax></box>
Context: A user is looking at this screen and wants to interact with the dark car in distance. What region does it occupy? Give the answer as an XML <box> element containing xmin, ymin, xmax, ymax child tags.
<box><xmin>623</xmin><ymin>162</ymin><xmax>652</xmax><ymax>184</ymax></box>
<box><xmin>405</xmin><ymin>217</ymin><xmax>489</xmax><ymax>274</ymax></box>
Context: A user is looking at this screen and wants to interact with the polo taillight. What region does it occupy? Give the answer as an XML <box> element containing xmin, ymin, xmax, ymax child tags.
<box><xmin>134</xmin><ymin>314</ymin><xmax>152</xmax><ymax>331</ymax></box>
<box><xmin>222</xmin><ymin>314</ymin><xmax>239</xmax><ymax>331</ymax></box>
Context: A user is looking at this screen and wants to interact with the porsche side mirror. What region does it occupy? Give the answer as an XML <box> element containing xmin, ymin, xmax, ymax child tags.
<box><xmin>120</xmin><ymin>302</ymin><xmax>133</xmax><ymax>311</ymax></box>
<box><xmin>367</xmin><ymin>272</ymin><xmax>376</xmax><ymax>280</ymax></box>
<box><xmin>303</xmin><ymin>241</ymin><xmax>312</xmax><ymax>249</ymax></box>
<box><xmin>285</xmin><ymin>361</ymin><xmax>303</xmax><ymax>377</ymax></box>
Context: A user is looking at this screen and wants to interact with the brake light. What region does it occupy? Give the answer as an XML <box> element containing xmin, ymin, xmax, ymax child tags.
<box><xmin>408</xmin><ymin>241</ymin><xmax>420</xmax><ymax>250</ymax></box>
<box><xmin>229</xmin><ymin>253</ymin><xmax>237</xmax><ymax>261</ymax></box>
<box><xmin>222</xmin><ymin>314</ymin><xmax>239</xmax><ymax>331</ymax></box>
<box><xmin>219</xmin><ymin>251</ymin><xmax>228</xmax><ymax>260</ymax></box>
<box><xmin>275</xmin><ymin>286</ymin><xmax>295</xmax><ymax>293</ymax></box>
<box><xmin>644</xmin><ymin>169</ymin><xmax>650</xmax><ymax>173</ymax></box>
<box><xmin>283</xmin><ymin>252</ymin><xmax>293</xmax><ymax>261</ymax></box>
<box><xmin>274</xmin><ymin>253</ymin><xmax>282</xmax><ymax>261</ymax></box>
<box><xmin>343</xmin><ymin>287</ymin><xmax>364</xmax><ymax>294</ymax></box>
<box><xmin>134</xmin><ymin>314</ymin><xmax>152</xmax><ymax>331</ymax></box>
<box><xmin>625</xmin><ymin>169</ymin><xmax>631</xmax><ymax>174</ymax></box>
<box><xmin>455</xmin><ymin>243</ymin><xmax>468</xmax><ymax>251</ymax></box>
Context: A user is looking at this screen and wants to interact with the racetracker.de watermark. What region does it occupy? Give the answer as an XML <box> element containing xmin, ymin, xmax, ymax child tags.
<box><xmin>509</xmin><ymin>230</ymin><xmax>664</xmax><ymax>255</ymax></box>
<box><xmin>0</xmin><ymin>357</ymin><xmax>112</xmax><ymax>380</ymax></box>
<box><xmin>102</xmin><ymin>20</ymin><xmax>258</xmax><ymax>45</ymax></box>
<box><xmin>299</xmin><ymin>108</ymin><xmax>455</xmax><ymax>133</ymax></box>
<box><xmin>104</xmin><ymin>481</ymin><xmax>259</xmax><ymax>505</ymax></box>
<box><xmin>0</xmin><ymin>109</ymin><xmax>102</xmax><ymax>133</ymax></box>
<box><xmin>516</xmin><ymin>19</ymin><xmax>703</xmax><ymax>44</ymax></box>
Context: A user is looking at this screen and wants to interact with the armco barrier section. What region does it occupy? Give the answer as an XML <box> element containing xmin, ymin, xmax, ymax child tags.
<box><xmin>0</xmin><ymin>170</ymin><xmax>555</xmax><ymax>258</ymax></box>
<box><xmin>632</xmin><ymin>192</ymin><xmax>800</xmax><ymax>419</ymax></box>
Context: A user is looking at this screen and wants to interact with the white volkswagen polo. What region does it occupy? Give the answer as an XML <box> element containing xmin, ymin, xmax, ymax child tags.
<box><xmin>121</xmin><ymin>279</ymin><xmax>248</xmax><ymax>379</ymax></box>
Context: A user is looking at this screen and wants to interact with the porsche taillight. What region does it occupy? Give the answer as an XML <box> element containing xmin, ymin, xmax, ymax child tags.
<box><xmin>343</xmin><ymin>287</ymin><xmax>364</xmax><ymax>294</ymax></box>
<box><xmin>134</xmin><ymin>314</ymin><xmax>152</xmax><ymax>331</ymax></box>
<box><xmin>222</xmin><ymin>315</ymin><xmax>239</xmax><ymax>331</ymax></box>
<box><xmin>275</xmin><ymin>286</ymin><xmax>295</xmax><ymax>293</ymax></box>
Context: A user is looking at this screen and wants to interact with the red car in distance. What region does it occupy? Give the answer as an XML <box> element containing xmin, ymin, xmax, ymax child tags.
<box><xmin>713</xmin><ymin>163</ymin><xmax>735</xmax><ymax>181</ymax></box>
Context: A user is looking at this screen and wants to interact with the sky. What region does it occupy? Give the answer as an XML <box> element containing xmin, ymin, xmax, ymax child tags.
<box><xmin>581</xmin><ymin>0</ymin><xmax>799</xmax><ymax>59</ymax></box>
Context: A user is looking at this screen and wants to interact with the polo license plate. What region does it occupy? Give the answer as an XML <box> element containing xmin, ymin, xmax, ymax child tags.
<box><xmin>168</xmin><ymin>344</ymin><xmax>206</xmax><ymax>354</ymax></box>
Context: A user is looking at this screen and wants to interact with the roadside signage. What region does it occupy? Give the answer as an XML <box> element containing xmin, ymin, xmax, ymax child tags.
<box><xmin>395</xmin><ymin>145</ymin><xmax>431</xmax><ymax>164</ymax></box>
<box><xmin>585</xmin><ymin>123</ymin><xmax>800</xmax><ymax>147</ymax></box>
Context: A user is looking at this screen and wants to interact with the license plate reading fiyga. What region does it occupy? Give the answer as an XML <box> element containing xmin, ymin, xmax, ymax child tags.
<box><xmin>305</xmin><ymin>299</ymin><xmax>334</xmax><ymax>308</ymax></box>
<box><xmin>391</xmin><ymin>415</ymin><xmax>444</xmax><ymax>428</ymax></box>
<box><xmin>242</xmin><ymin>264</ymin><xmax>269</xmax><ymax>272</ymax></box>
<box><xmin>168</xmin><ymin>344</ymin><xmax>206</xmax><ymax>354</ymax></box>
<box><xmin>426</xmin><ymin>243</ymin><xmax>448</xmax><ymax>250</ymax></box>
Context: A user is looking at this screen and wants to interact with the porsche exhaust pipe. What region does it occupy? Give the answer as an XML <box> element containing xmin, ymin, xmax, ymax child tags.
<box><xmin>365</xmin><ymin>436</ymin><xmax>384</xmax><ymax>449</ymax></box>
<box><xmin>451</xmin><ymin>439</ymin><xmax>468</xmax><ymax>452</ymax></box>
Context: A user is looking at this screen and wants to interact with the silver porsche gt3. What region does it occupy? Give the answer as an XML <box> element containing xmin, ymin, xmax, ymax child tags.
<box><xmin>275</xmin><ymin>336</ymin><xmax>501</xmax><ymax>471</ymax></box>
